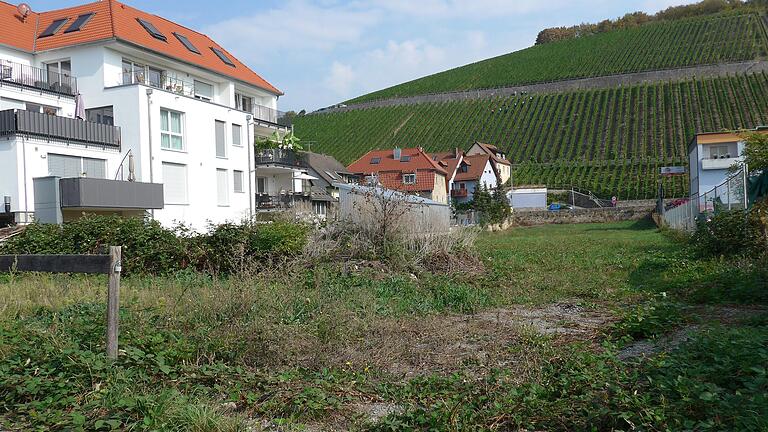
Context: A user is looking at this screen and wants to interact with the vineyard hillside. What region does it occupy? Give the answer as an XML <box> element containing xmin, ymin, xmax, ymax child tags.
<box><xmin>295</xmin><ymin>73</ymin><xmax>768</xmax><ymax>199</ymax></box>
<box><xmin>345</xmin><ymin>11</ymin><xmax>768</xmax><ymax>104</ymax></box>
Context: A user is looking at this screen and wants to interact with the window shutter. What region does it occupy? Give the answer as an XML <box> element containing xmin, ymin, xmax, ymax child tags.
<box><xmin>215</xmin><ymin>120</ymin><xmax>226</xmax><ymax>158</ymax></box>
<box><xmin>82</xmin><ymin>157</ymin><xmax>106</xmax><ymax>178</ymax></box>
<box><xmin>217</xmin><ymin>169</ymin><xmax>229</xmax><ymax>205</ymax></box>
<box><xmin>233</xmin><ymin>170</ymin><xmax>243</xmax><ymax>192</ymax></box>
<box><xmin>194</xmin><ymin>80</ymin><xmax>213</xmax><ymax>100</ymax></box>
<box><xmin>232</xmin><ymin>124</ymin><xmax>242</xmax><ymax>146</ymax></box>
<box><xmin>162</xmin><ymin>162</ymin><xmax>187</xmax><ymax>204</ymax></box>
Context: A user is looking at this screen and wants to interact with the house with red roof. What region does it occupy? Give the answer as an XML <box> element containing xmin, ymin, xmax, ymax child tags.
<box><xmin>347</xmin><ymin>147</ymin><xmax>449</xmax><ymax>204</ymax></box>
<box><xmin>432</xmin><ymin>149</ymin><xmax>499</xmax><ymax>204</ymax></box>
<box><xmin>466</xmin><ymin>142</ymin><xmax>512</xmax><ymax>184</ymax></box>
<box><xmin>0</xmin><ymin>0</ymin><xmax>287</xmax><ymax>228</ymax></box>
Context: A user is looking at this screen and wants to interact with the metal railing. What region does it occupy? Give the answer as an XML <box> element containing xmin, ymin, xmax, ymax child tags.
<box><xmin>254</xmin><ymin>148</ymin><xmax>303</xmax><ymax>167</ymax></box>
<box><xmin>255</xmin><ymin>193</ymin><xmax>311</xmax><ymax>209</ymax></box>
<box><xmin>662</xmin><ymin>165</ymin><xmax>748</xmax><ymax>231</ymax></box>
<box><xmin>119</xmin><ymin>72</ymin><xmax>195</xmax><ymax>97</ymax></box>
<box><xmin>0</xmin><ymin>59</ymin><xmax>78</xmax><ymax>96</ymax></box>
<box><xmin>0</xmin><ymin>109</ymin><xmax>121</xmax><ymax>149</ymax></box>
<box><xmin>251</xmin><ymin>104</ymin><xmax>292</xmax><ymax>128</ymax></box>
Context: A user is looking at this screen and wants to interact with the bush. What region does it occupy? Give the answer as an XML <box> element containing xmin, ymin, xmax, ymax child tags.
<box><xmin>690</xmin><ymin>204</ymin><xmax>766</xmax><ymax>257</ymax></box>
<box><xmin>0</xmin><ymin>216</ymin><xmax>308</xmax><ymax>276</ymax></box>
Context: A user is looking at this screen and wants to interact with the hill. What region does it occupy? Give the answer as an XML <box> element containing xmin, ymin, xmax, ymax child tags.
<box><xmin>295</xmin><ymin>72</ymin><xmax>768</xmax><ymax>199</ymax></box>
<box><xmin>345</xmin><ymin>11</ymin><xmax>768</xmax><ymax>104</ymax></box>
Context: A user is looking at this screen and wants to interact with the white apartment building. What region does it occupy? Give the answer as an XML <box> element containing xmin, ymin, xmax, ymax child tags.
<box><xmin>0</xmin><ymin>0</ymin><xmax>288</xmax><ymax>229</ymax></box>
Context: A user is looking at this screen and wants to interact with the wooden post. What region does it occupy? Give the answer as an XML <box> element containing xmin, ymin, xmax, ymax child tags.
<box><xmin>106</xmin><ymin>246</ymin><xmax>121</xmax><ymax>360</ymax></box>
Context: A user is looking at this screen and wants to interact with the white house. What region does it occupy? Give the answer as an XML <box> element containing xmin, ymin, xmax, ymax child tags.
<box><xmin>688</xmin><ymin>129</ymin><xmax>766</xmax><ymax>206</ymax></box>
<box><xmin>0</xmin><ymin>0</ymin><xmax>287</xmax><ymax>229</ymax></box>
<box><xmin>432</xmin><ymin>150</ymin><xmax>498</xmax><ymax>203</ymax></box>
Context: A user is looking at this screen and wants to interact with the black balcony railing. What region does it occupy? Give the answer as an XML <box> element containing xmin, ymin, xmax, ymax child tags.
<box><xmin>0</xmin><ymin>60</ymin><xmax>77</xmax><ymax>96</ymax></box>
<box><xmin>254</xmin><ymin>148</ymin><xmax>304</xmax><ymax>167</ymax></box>
<box><xmin>255</xmin><ymin>193</ymin><xmax>311</xmax><ymax>209</ymax></box>
<box><xmin>0</xmin><ymin>109</ymin><xmax>121</xmax><ymax>149</ymax></box>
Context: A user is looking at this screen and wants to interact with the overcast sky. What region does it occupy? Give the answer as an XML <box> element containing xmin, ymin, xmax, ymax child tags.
<box><xmin>34</xmin><ymin>0</ymin><xmax>697</xmax><ymax>111</ymax></box>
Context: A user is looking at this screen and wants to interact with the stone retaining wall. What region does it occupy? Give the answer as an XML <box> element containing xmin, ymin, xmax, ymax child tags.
<box><xmin>486</xmin><ymin>206</ymin><xmax>653</xmax><ymax>230</ymax></box>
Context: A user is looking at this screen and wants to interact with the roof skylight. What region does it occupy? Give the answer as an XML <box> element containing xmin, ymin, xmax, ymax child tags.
<box><xmin>39</xmin><ymin>18</ymin><xmax>69</xmax><ymax>38</ymax></box>
<box><xmin>174</xmin><ymin>32</ymin><xmax>200</xmax><ymax>54</ymax></box>
<box><xmin>210</xmin><ymin>47</ymin><xmax>235</xmax><ymax>67</ymax></box>
<box><xmin>64</xmin><ymin>13</ymin><xmax>95</xmax><ymax>33</ymax></box>
<box><xmin>136</xmin><ymin>18</ymin><xmax>167</xmax><ymax>41</ymax></box>
<box><xmin>371</xmin><ymin>157</ymin><xmax>381</xmax><ymax>164</ymax></box>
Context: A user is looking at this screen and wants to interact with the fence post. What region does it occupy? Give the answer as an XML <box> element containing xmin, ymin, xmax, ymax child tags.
<box><xmin>106</xmin><ymin>246</ymin><xmax>122</xmax><ymax>360</ymax></box>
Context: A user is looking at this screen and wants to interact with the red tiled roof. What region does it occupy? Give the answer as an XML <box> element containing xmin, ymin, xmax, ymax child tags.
<box><xmin>454</xmin><ymin>154</ymin><xmax>491</xmax><ymax>182</ymax></box>
<box><xmin>0</xmin><ymin>0</ymin><xmax>282</xmax><ymax>95</ymax></box>
<box><xmin>376</xmin><ymin>171</ymin><xmax>441</xmax><ymax>192</ymax></box>
<box><xmin>474</xmin><ymin>141</ymin><xmax>511</xmax><ymax>166</ymax></box>
<box><xmin>347</xmin><ymin>147</ymin><xmax>448</xmax><ymax>176</ymax></box>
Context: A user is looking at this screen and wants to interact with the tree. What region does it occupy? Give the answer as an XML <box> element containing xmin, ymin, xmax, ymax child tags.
<box><xmin>742</xmin><ymin>132</ymin><xmax>768</xmax><ymax>173</ymax></box>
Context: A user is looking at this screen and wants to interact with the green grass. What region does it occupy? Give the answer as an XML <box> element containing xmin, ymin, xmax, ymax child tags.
<box><xmin>346</xmin><ymin>11</ymin><xmax>768</xmax><ymax>103</ymax></box>
<box><xmin>1</xmin><ymin>221</ymin><xmax>767</xmax><ymax>430</ymax></box>
<box><xmin>295</xmin><ymin>72</ymin><xmax>768</xmax><ymax>199</ymax></box>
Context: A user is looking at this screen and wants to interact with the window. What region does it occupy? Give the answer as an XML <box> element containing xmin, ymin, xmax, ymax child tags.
<box><xmin>39</xmin><ymin>18</ymin><xmax>68</xmax><ymax>38</ymax></box>
<box><xmin>403</xmin><ymin>173</ymin><xmax>416</xmax><ymax>185</ymax></box>
<box><xmin>86</xmin><ymin>106</ymin><xmax>114</xmax><ymax>126</ymax></box>
<box><xmin>137</xmin><ymin>18</ymin><xmax>167</xmax><ymax>41</ymax></box>
<box><xmin>313</xmin><ymin>201</ymin><xmax>327</xmax><ymax>216</ymax></box>
<box><xmin>64</xmin><ymin>13</ymin><xmax>95</xmax><ymax>33</ymax></box>
<box><xmin>460</xmin><ymin>164</ymin><xmax>468</xmax><ymax>173</ymax></box>
<box><xmin>26</xmin><ymin>103</ymin><xmax>58</xmax><ymax>115</ymax></box>
<box><xmin>400</xmin><ymin>155</ymin><xmax>411</xmax><ymax>162</ymax></box>
<box><xmin>710</xmin><ymin>145</ymin><xmax>731</xmax><ymax>159</ymax></box>
<box><xmin>148</xmin><ymin>67</ymin><xmax>164</xmax><ymax>88</ymax></box>
<box><xmin>325</xmin><ymin>170</ymin><xmax>338</xmax><ymax>180</ymax></box>
<box><xmin>231</xmin><ymin>124</ymin><xmax>242</xmax><ymax>146</ymax></box>
<box><xmin>48</xmin><ymin>154</ymin><xmax>106</xmax><ymax>178</ymax></box>
<box><xmin>217</xmin><ymin>169</ymin><xmax>229</xmax><ymax>206</ymax></box>
<box><xmin>210</xmin><ymin>47</ymin><xmax>235</xmax><ymax>67</ymax></box>
<box><xmin>46</xmin><ymin>60</ymin><xmax>71</xmax><ymax>86</ymax></box>
<box><xmin>235</xmin><ymin>93</ymin><xmax>253</xmax><ymax>112</ymax></box>
<box><xmin>173</xmin><ymin>32</ymin><xmax>200</xmax><ymax>54</ymax></box>
<box><xmin>162</xmin><ymin>162</ymin><xmax>187</xmax><ymax>204</ymax></box>
<box><xmin>256</xmin><ymin>177</ymin><xmax>267</xmax><ymax>194</ymax></box>
<box><xmin>194</xmin><ymin>80</ymin><xmax>213</xmax><ymax>101</ymax></box>
<box><xmin>233</xmin><ymin>170</ymin><xmax>244</xmax><ymax>193</ymax></box>
<box><xmin>160</xmin><ymin>109</ymin><xmax>184</xmax><ymax>150</ymax></box>
<box><xmin>370</xmin><ymin>157</ymin><xmax>381</xmax><ymax>164</ymax></box>
<box><xmin>122</xmin><ymin>59</ymin><xmax>145</xmax><ymax>85</ymax></box>
<box><xmin>215</xmin><ymin>120</ymin><xmax>227</xmax><ymax>158</ymax></box>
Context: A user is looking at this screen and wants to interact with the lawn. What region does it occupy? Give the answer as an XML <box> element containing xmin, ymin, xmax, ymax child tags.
<box><xmin>1</xmin><ymin>221</ymin><xmax>766</xmax><ymax>431</ymax></box>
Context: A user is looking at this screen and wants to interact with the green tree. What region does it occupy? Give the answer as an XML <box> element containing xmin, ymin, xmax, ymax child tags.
<box><xmin>742</xmin><ymin>132</ymin><xmax>768</xmax><ymax>173</ymax></box>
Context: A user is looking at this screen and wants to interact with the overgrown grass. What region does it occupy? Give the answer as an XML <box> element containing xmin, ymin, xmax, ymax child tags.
<box><xmin>1</xmin><ymin>221</ymin><xmax>767</xmax><ymax>430</ymax></box>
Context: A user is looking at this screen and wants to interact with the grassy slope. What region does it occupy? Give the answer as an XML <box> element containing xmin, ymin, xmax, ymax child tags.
<box><xmin>2</xmin><ymin>222</ymin><xmax>767</xmax><ymax>430</ymax></box>
<box><xmin>296</xmin><ymin>73</ymin><xmax>768</xmax><ymax>199</ymax></box>
<box><xmin>347</xmin><ymin>11</ymin><xmax>768</xmax><ymax>104</ymax></box>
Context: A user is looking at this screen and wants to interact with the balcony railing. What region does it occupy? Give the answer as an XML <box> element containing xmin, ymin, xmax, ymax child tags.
<box><xmin>451</xmin><ymin>188</ymin><xmax>468</xmax><ymax>198</ymax></box>
<box><xmin>0</xmin><ymin>109</ymin><xmax>121</xmax><ymax>149</ymax></box>
<box><xmin>254</xmin><ymin>148</ymin><xmax>304</xmax><ymax>167</ymax></box>
<box><xmin>119</xmin><ymin>71</ymin><xmax>195</xmax><ymax>97</ymax></box>
<box><xmin>0</xmin><ymin>59</ymin><xmax>77</xmax><ymax>96</ymax></box>
<box><xmin>255</xmin><ymin>193</ymin><xmax>311</xmax><ymax>209</ymax></box>
<box><xmin>251</xmin><ymin>104</ymin><xmax>292</xmax><ymax>128</ymax></box>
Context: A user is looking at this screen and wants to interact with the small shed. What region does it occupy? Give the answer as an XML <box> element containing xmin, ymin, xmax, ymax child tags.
<box><xmin>507</xmin><ymin>187</ymin><xmax>547</xmax><ymax>209</ymax></box>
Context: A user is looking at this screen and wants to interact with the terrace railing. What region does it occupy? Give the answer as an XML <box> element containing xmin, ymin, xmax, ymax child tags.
<box><xmin>252</xmin><ymin>104</ymin><xmax>292</xmax><ymax>128</ymax></box>
<box><xmin>119</xmin><ymin>72</ymin><xmax>195</xmax><ymax>97</ymax></box>
<box><xmin>0</xmin><ymin>109</ymin><xmax>121</xmax><ymax>149</ymax></box>
<box><xmin>0</xmin><ymin>59</ymin><xmax>78</xmax><ymax>97</ymax></box>
<box><xmin>254</xmin><ymin>148</ymin><xmax>303</xmax><ymax>167</ymax></box>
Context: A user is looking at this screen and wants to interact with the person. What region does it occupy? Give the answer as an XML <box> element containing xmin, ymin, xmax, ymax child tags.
<box><xmin>611</xmin><ymin>196</ymin><xmax>618</xmax><ymax>207</ymax></box>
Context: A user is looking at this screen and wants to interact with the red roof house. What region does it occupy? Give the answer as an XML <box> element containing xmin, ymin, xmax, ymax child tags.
<box><xmin>347</xmin><ymin>147</ymin><xmax>449</xmax><ymax>204</ymax></box>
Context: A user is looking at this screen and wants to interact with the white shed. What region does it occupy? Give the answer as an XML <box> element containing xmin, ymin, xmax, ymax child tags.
<box><xmin>507</xmin><ymin>188</ymin><xmax>547</xmax><ymax>209</ymax></box>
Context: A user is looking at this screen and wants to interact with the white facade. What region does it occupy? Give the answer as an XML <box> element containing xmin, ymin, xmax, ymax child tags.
<box><xmin>1</xmin><ymin>39</ymin><xmax>284</xmax><ymax>229</ymax></box>
<box><xmin>688</xmin><ymin>134</ymin><xmax>746</xmax><ymax>198</ymax></box>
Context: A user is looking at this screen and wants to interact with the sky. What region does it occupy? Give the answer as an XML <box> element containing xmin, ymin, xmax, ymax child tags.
<box><xmin>32</xmin><ymin>0</ymin><xmax>698</xmax><ymax>112</ymax></box>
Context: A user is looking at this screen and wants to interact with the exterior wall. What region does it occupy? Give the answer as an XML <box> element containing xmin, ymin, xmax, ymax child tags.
<box><xmin>690</xmin><ymin>140</ymin><xmax>746</xmax><ymax>197</ymax></box>
<box><xmin>0</xmin><ymin>46</ymin><xmax>32</xmax><ymax>64</ymax></box>
<box><xmin>479</xmin><ymin>161</ymin><xmax>498</xmax><ymax>189</ymax></box>
<box><xmin>0</xmin><ymin>135</ymin><xmax>122</xmax><ymax>214</ymax></box>
<box><xmin>431</xmin><ymin>172</ymin><xmax>448</xmax><ymax>204</ymax></box>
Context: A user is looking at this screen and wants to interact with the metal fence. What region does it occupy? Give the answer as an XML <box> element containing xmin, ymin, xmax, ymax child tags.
<box><xmin>0</xmin><ymin>109</ymin><xmax>121</xmax><ymax>149</ymax></box>
<box><xmin>0</xmin><ymin>59</ymin><xmax>77</xmax><ymax>96</ymax></box>
<box><xmin>662</xmin><ymin>165</ymin><xmax>748</xmax><ymax>231</ymax></box>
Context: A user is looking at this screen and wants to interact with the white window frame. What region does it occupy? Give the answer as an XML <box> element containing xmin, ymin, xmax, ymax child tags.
<box><xmin>231</xmin><ymin>123</ymin><xmax>242</xmax><ymax>147</ymax></box>
<box><xmin>160</xmin><ymin>109</ymin><xmax>185</xmax><ymax>151</ymax></box>
<box><xmin>233</xmin><ymin>170</ymin><xmax>244</xmax><ymax>193</ymax></box>
<box><xmin>256</xmin><ymin>177</ymin><xmax>268</xmax><ymax>194</ymax></box>
<box><xmin>215</xmin><ymin>120</ymin><xmax>227</xmax><ymax>158</ymax></box>
<box><xmin>709</xmin><ymin>145</ymin><xmax>731</xmax><ymax>159</ymax></box>
<box><xmin>162</xmin><ymin>162</ymin><xmax>188</xmax><ymax>205</ymax></box>
<box><xmin>403</xmin><ymin>173</ymin><xmax>416</xmax><ymax>185</ymax></box>
<box><xmin>194</xmin><ymin>80</ymin><xmax>213</xmax><ymax>101</ymax></box>
<box><xmin>217</xmin><ymin>168</ymin><xmax>229</xmax><ymax>206</ymax></box>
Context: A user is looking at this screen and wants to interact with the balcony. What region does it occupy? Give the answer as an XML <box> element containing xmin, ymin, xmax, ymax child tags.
<box><xmin>451</xmin><ymin>188</ymin><xmax>468</xmax><ymax>198</ymax></box>
<box><xmin>59</xmin><ymin>177</ymin><xmax>164</xmax><ymax>210</ymax></box>
<box><xmin>119</xmin><ymin>71</ymin><xmax>195</xmax><ymax>97</ymax></box>
<box><xmin>254</xmin><ymin>148</ymin><xmax>304</xmax><ymax>167</ymax></box>
<box><xmin>0</xmin><ymin>59</ymin><xmax>77</xmax><ymax>97</ymax></box>
<box><xmin>251</xmin><ymin>104</ymin><xmax>292</xmax><ymax>128</ymax></box>
<box><xmin>0</xmin><ymin>109</ymin><xmax>121</xmax><ymax>149</ymax></box>
<box><xmin>702</xmin><ymin>157</ymin><xmax>740</xmax><ymax>170</ymax></box>
<box><xmin>255</xmin><ymin>193</ymin><xmax>312</xmax><ymax>210</ymax></box>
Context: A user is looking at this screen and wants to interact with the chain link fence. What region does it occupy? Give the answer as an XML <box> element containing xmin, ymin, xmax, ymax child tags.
<box><xmin>661</xmin><ymin>166</ymin><xmax>748</xmax><ymax>231</ymax></box>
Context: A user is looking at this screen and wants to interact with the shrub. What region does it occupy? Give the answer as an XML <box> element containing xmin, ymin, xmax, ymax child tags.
<box><xmin>0</xmin><ymin>216</ymin><xmax>308</xmax><ymax>276</ymax></box>
<box><xmin>690</xmin><ymin>205</ymin><xmax>765</xmax><ymax>257</ymax></box>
